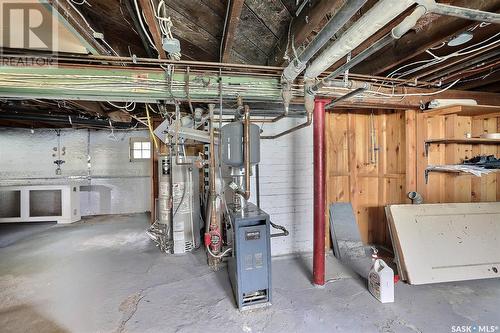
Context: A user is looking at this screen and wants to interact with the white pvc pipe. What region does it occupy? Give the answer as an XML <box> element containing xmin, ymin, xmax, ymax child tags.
<box><xmin>304</xmin><ymin>0</ymin><xmax>415</xmax><ymax>79</ymax></box>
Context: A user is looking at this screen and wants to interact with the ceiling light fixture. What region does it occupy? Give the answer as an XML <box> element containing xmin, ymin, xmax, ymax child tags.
<box><xmin>447</xmin><ymin>31</ymin><xmax>474</xmax><ymax>47</ymax></box>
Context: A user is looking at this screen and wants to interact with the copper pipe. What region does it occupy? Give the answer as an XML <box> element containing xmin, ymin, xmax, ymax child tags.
<box><xmin>261</xmin><ymin>81</ymin><xmax>314</xmax><ymax>140</ymax></box>
<box><xmin>260</xmin><ymin>112</ymin><xmax>312</xmax><ymax>139</ymax></box>
<box><xmin>206</xmin><ymin>103</ymin><xmax>222</xmax><ymax>258</ymax></box>
<box><xmin>214</xmin><ymin>115</ymin><xmax>292</xmax><ymax>123</ymax></box>
<box><xmin>208</xmin><ymin>104</ymin><xmax>216</xmax><ymax>196</ymax></box>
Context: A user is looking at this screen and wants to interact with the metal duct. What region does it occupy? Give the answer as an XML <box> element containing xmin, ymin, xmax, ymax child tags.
<box><xmin>304</xmin><ymin>0</ymin><xmax>414</xmax><ymax>80</ymax></box>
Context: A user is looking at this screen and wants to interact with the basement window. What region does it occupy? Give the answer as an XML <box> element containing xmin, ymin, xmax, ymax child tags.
<box><xmin>130</xmin><ymin>137</ymin><xmax>151</xmax><ymax>161</ymax></box>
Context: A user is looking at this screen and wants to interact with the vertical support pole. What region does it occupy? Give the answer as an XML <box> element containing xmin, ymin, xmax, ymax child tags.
<box><xmin>313</xmin><ymin>98</ymin><xmax>329</xmax><ymax>286</ymax></box>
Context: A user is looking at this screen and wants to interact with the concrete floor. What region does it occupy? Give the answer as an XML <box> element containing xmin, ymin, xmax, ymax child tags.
<box><xmin>0</xmin><ymin>214</ymin><xmax>499</xmax><ymax>333</ymax></box>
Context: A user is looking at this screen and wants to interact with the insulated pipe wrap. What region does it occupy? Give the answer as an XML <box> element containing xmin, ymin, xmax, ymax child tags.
<box><xmin>304</xmin><ymin>0</ymin><xmax>414</xmax><ymax>79</ymax></box>
<box><xmin>282</xmin><ymin>0</ymin><xmax>368</xmax><ymax>82</ymax></box>
<box><xmin>392</xmin><ymin>5</ymin><xmax>428</xmax><ymax>39</ymax></box>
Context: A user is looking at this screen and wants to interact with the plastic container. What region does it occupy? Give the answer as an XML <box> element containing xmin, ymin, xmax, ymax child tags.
<box><xmin>368</xmin><ymin>259</ymin><xmax>394</xmax><ymax>303</ymax></box>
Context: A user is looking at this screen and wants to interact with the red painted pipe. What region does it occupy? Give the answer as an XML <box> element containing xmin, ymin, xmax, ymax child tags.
<box><xmin>313</xmin><ymin>98</ymin><xmax>329</xmax><ymax>286</ymax></box>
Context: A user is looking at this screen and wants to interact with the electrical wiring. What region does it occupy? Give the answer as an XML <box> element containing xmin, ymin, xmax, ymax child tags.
<box><xmin>368</xmin><ymin>78</ymin><xmax>461</xmax><ymax>97</ymax></box>
<box><xmin>219</xmin><ymin>0</ymin><xmax>231</xmax><ymax>62</ymax></box>
<box><xmin>152</xmin><ymin>0</ymin><xmax>181</xmax><ymax>60</ymax></box>
<box><xmin>441</xmin><ymin>60</ymin><xmax>500</xmax><ymax>83</ymax></box>
<box><xmin>388</xmin><ymin>31</ymin><xmax>500</xmax><ymax>80</ymax></box>
<box><xmin>133</xmin><ymin>0</ymin><xmax>158</xmax><ymax>52</ymax></box>
<box><xmin>458</xmin><ymin>67</ymin><xmax>500</xmax><ymax>84</ymax></box>
<box><xmin>106</xmin><ymin>101</ymin><xmax>136</xmax><ymax>111</ymax></box>
<box><xmin>68</xmin><ymin>0</ymin><xmax>91</xmax><ymax>6</ymax></box>
<box><xmin>65</xmin><ymin>0</ymin><xmax>119</xmax><ymax>56</ymax></box>
<box><xmin>146</xmin><ymin>104</ymin><xmax>159</xmax><ymax>151</ymax></box>
<box><xmin>206</xmin><ymin>244</ymin><xmax>232</xmax><ymax>258</ymax></box>
<box><xmin>1</xmin><ymin>67</ymin><xmax>449</xmax><ymax>105</ymax></box>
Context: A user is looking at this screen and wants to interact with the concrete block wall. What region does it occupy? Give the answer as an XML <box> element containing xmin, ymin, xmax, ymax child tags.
<box><xmin>0</xmin><ymin>128</ymin><xmax>151</xmax><ymax>216</ymax></box>
<box><xmin>252</xmin><ymin>118</ymin><xmax>313</xmax><ymax>256</ymax></box>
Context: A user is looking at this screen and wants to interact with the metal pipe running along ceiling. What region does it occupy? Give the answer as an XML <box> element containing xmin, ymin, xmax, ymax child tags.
<box><xmin>292</xmin><ymin>0</ymin><xmax>499</xmax><ymax>84</ymax></box>
<box><xmin>1</xmin><ymin>63</ymin><xmax>499</xmax><ymax>109</ymax></box>
<box><xmin>304</xmin><ymin>0</ymin><xmax>414</xmax><ymax>80</ymax></box>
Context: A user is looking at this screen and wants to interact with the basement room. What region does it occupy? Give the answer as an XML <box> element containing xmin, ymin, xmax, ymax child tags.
<box><xmin>0</xmin><ymin>0</ymin><xmax>499</xmax><ymax>332</ymax></box>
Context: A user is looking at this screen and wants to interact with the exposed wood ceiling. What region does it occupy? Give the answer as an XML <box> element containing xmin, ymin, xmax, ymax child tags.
<box><xmin>1</xmin><ymin>0</ymin><xmax>499</xmax><ymax>128</ymax></box>
<box><xmin>49</xmin><ymin>0</ymin><xmax>499</xmax><ymax>90</ymax></box>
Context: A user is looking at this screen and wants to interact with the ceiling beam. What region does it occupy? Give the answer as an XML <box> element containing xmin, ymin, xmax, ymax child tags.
<box><xmin>459</xmin><ymin>70</ymin><xmax>500</xmax><ymax>90</ymax></box>
<box><xmin>123</xmin><ymin>0</ymin><xmax>156</xmax><ymax>58</ymax></box>
<box><xmin>221</xmin><ymin>0</ymin><xmax>245</xmax><ymax>63</ymax></box>
<box><xmin>137</xmin><ymin>0</ymin><xmax>167</xmax><ymax>58</ymax></box>
<box><xmin>353</xmin><ymin>0</ymin><xmax>500</xmax><ymax>75</ymax></box>
<box><xmin>267</xmin><ymin>0</ymin><xmax>347</xmax><ymax>66</ymax></box>
<box><xmin>1</xmin><ymin>63</ymin><xmax>499</xmax><ymax>108</ymax></box>
<box><xmin>66</xmin><ymin>101</ymin><xmax>106</xmax><ymax>117</ymax></box>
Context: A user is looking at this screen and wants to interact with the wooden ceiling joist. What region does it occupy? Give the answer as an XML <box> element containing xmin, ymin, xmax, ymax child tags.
<box><xmin>138</xmin><ymin>0</ymin><xmax>167</xmax><ymax>58</ymax></box>
<box><xmin>353</xmin><ymin>0</ymin><xmax>500</xmax><ymax>75</ymax></box>
<box><xmin>123</xmin><ymin>0</ymin><xmax>156</xmax><ymax>58</ymax></box>
<box><xmin>67</xmin><ymin>101</ymin><xmax>106</xmax><ymax>117</ymax></box>
<box><xmin>459</xmin><ymin>70</ymin><xmax>500</xmax><ymax>90</ymax></box>
<box><xmin>221</xmin><ymin>0</ymin><xmax>245</xmax><ymax>63</ymax></box>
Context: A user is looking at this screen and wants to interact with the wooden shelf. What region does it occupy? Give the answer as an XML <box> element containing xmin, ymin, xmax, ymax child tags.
<box><xmin>423</xmin><ymin>105</ymin><xmax>500</xmax><ymax>117</ymax></box>
<box><xmin>424</xmin><ymin>168</ymin><xmax>500</xmax><ymax>183</ymax></box>
<box><xmin>426</xmin><ymin>138</ymin><xmax>500</xmax><ymax>144</ymax></box>
<box><xmin>424</xmin><ymin>137</ymin><xmax>500</xmax><ymax>156</ymax></box>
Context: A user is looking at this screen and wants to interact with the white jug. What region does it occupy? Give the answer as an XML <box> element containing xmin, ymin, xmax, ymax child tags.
<box><xmin>368</xmin><ymin>259</ymin><xmax>394</xmax><ymax>303</ymax></box>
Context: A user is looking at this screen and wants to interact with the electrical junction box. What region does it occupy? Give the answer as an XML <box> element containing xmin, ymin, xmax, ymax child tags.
<box><xmin>227</xmin><ymin>202</ymin><xmax>271</xmax><ymax>310</ymax></box>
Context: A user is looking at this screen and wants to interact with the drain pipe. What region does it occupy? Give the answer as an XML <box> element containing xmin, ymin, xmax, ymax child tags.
<box><xmin>313</xmin><ymin>98</ymin><xmax>329</xmax><ymax>287</ymax></box>
<box><xmin>408</xmin><ymin>191</ymin><xmax>424</xmax><ymax>204</ymax></box>
<box><xmin>310</xmin><ymin>4</ymin><xmax>429</xmax><ymax>94</ymax></box>
<box><xmin>304</xmin><ymin>0</ymin><xmax>414</xmax><ymax>81</ymax></box>
<box><xmin>282</xmin><ymin>0</ymin><xmax>368</xmax><ymax>83</ymax></box>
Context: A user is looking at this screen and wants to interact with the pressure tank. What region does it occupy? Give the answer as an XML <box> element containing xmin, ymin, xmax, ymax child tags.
<box><xmin>221</xmin><ymin>121</ymin><xmax>260</xmax><ymax>167</ymax></box>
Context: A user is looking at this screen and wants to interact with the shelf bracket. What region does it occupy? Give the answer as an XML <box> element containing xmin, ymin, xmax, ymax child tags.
<box><xmin>424</xmin><ymin>142</ymin><xmax>430</xmax><ymax>157</ymax></box>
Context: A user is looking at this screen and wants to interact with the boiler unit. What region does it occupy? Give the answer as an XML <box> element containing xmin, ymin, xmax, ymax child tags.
<box><xmin>226</xmin><ymin>202</ymin><xmax>272</xmax><ymax>310</ymax></box>
<box><xmin>221</xmin><ymin>110</ymin><xmax>272</xmax><ymax>310</ymax></box>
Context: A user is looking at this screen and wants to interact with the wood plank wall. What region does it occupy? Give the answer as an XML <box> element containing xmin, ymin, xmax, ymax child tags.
<box><xmin>415</xmin><ymin>114</ymin><xmax>500</xmax><ymax>203</ymax></box>
<box><xmin>325</xmin><ymin>110</ymin><xmax>408</xmax><ymax>247</ymax></box>
<box><xmin>326</xmin><ymin>109</ymin><xmax>500</xmax><ymax>249</ymax></box>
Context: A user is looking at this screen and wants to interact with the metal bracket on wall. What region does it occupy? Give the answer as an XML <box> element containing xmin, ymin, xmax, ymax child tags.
<box><xmin>424</xmin><ymin>142</ymin><xmax>430</xmax><ymax>157</ymax></box>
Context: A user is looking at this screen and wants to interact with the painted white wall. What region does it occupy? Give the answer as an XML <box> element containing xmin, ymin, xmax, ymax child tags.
<box><xmin>254</xmin><ymin>118</ymin><xmax>313</xmax><ymax>256</ymax></box>
<box><xmin>0</xmin><ymin>128</ymin><xmax>151</xmax><ymax>216</ymax></box>
<box><xmin>0</xmin><ymin>120</ymin><xmax>314</xmax><ymax>255</ymax></box>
